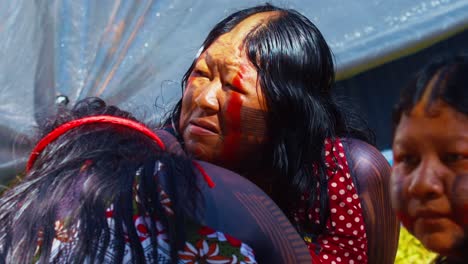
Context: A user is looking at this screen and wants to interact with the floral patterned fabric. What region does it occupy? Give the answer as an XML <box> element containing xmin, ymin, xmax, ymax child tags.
<box><xmin>180</xmin><ymin>225</ymin><xmax>255</xmax><ymax>264</ymax></box>
<box><xmin>293</xmin><ymin>138</ymin><xmax>368</xmax><ymax>264</ymax></box>
<box><xmin>35</xmin><ymin>164</ymin><xmax>256</xmax><ymax>263</ymax></box>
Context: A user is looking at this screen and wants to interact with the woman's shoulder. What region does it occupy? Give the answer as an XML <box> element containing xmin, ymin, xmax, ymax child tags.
<box><xmin>154</xmin><ymin>128</ymin><xmax>186</xmax><ymax>156</ymax></box>
<box><xmin>339</xmin><ymin>137</ymin><xmax>392</xmax><ymax>192</ymax></box>
<box><xmin>195</xmin><ymin>160</ymin><xmax>312</xmax><ymax>263</ymax></box>
<box><xmin>340</xmin><ymin>137</ymin><xmax>400</xmax><ymax>264</ymax></box>
<box><xmin>340</xmin><ymin>138</ymin><xmax>390</xmax><ymax>175</ymax></box>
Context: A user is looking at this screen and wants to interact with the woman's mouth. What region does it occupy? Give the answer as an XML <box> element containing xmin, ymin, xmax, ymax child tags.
<box><xmin>188</xmin><ymin>120</ymin><xmax>219</xmax><ymax>135</ymax></box>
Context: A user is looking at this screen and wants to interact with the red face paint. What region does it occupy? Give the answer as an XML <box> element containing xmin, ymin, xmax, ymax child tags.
<box><xmin>221</xmin><ymin>92</ymin><xmax>242</xmax><ymax>162</ymax></box>
<box><xmin>232</xmin><ymin>70</ymin><xmax>243</xmax><ymax>90</ymax></box>
<box><xmin>232</xmin><ymin>64</ymin><xmax>250</xmax><ymax>90</ymax></box>
<box><xmin>452</xmin><ymin>175</ymin><xmax>468</xmax><ymax>226</ymax></box>
<box><xmin>462</xmin><ymin>204</ymin><xmax>468</xmax><ymax>225</ymax></box>
<box><xmin>221</xmin><ymin>67</ymin><xmax>248</xmax><ymax>162</ymax></box>
<box><xmin>397</xmin><ymin>211</ymin><xmax>413</xmax><ymax>230</ymax></box>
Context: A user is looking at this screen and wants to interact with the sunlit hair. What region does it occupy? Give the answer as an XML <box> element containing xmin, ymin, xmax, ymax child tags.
<box><xmin>0</xmin><ymin>97</ymin><xmax>200</xmax><ymax>263</ymax></box>
<box><xmin>393</xmin><ymin>54</ymin><xmax>468</xmax><ymax>130</ymax></box>
<box><xmin>165</xmin><ymin>3</ymin><xmax>373</xmax><ymax>234</ymax></box>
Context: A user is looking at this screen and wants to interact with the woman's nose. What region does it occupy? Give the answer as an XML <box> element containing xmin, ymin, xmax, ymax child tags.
<box><xmin>408</xmin><ymin>158</ymin><xmax>446</xmax><ymax>201</ymax></box>
<box><xmin>194</xmin><ymin>81</ymin><xmax>221</xmax><ymax>113</ymax></box>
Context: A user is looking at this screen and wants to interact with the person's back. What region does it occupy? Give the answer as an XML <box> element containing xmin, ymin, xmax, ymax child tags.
<box><xmin>0</xmin><ymin>97</ymin><xmax>310</xmax><ymax>263</ymax></box>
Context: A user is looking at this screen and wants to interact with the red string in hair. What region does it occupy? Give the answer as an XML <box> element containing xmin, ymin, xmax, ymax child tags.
<box><xmin>26</xmin><ymin>115</ymin><xmax>165</xmax><ymax>172</ymax></box>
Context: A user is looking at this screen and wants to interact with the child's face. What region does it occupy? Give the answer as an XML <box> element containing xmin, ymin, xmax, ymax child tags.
<box><xmin>391</xmin><ymin>89</ymin><xmax>468</xmax><ymax>257</ymax></box>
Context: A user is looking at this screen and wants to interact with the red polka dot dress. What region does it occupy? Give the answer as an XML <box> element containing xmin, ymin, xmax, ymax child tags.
<box><xmin>293</xmin><ymin>138</ymin><xmax>368</xmax><ymax>264</ymax></box>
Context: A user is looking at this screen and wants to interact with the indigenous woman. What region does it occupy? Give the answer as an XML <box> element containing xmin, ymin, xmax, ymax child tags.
<box><xmin>166</xmin><ymin>4</ymin><xmax>399</xmax><ymax>263</ymax></box>
<box><xmin>391</xmin><ymin>55</ymin><xmax>468</xmax><ymax>264</ymax></box>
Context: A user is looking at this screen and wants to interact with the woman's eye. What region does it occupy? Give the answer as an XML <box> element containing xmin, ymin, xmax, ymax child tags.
<box><xmin>225</xmin><ymin>83</ymin><xmax>244</xmax><ymax>93</ymax></box>
<box><xmin>193</xmin><ymin>69</ymin><xmax>210</xmax><ymax>79</ymax></box>
<box><xmin>443</xmin><ymin>153</ymin><xmax>466</xmax><ymax>163</ymax></box>
<box><xmin>395</xmin><ymin>154</ymin><xmax>419</xmax><ymax>167</ymax></box>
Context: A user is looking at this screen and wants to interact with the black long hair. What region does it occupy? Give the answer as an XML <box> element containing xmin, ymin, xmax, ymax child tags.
<box><xmin>0</xmin><ymin>98</ymin><xmax>200</xmax><ymax>263</ymax></box>
<box><xmin>165</xmin><ymin>3</ymin><xmax>373</xmax><ymax>234</ymax></box>
<box><xmin>393</xmin><ymin>54</ymin><xmax>468</xmax><ymax>130</ymax></box>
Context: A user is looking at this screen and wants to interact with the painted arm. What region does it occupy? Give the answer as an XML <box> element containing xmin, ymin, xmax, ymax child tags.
<box><xmin>197</xmin><ymin>160</ymin><xmax>312</xmax><ymax>264</ymax></box>
<box><xmin>154</xmin><ymin>130</ymin><xmax>311</xmax><ymax>263</ymax></box>
<box><xmin>343</xmin><ymin>138</ymin><xmax>400</xmax><ymax>264</ymax></box>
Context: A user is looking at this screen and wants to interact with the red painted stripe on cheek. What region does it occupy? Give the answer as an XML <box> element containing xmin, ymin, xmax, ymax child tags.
<box><xmin>462</xmin><ymin>204</ymin><xmax>468</xmax><ymax>225</ymax></box>
<box><xmin>397</xmin><ymin>211</ymin><xmax>413</xmax><ymax>230</ymax></box>
<box><xmin>232</xmin><ymin>64</ymin><xmax>250</xmax><ymax>89</ymax></box>
<box><xmin>232</xmin><ymin>72</ymin><xmax>243</xmax><ymax>89</ymax></box>
<box><xmin>222</xmin><ymin>92</ymin><xmax>242</xmax><ymax>161</ymax></box>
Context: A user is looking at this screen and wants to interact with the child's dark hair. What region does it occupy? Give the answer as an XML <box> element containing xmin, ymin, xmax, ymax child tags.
<box><xmin>0</xmin><ymin>97</ymin><xmax>200</xmax><ymax>263</ymax></box>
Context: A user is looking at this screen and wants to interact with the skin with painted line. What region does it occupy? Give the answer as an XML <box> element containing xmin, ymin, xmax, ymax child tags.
<box><xmin>179</xmin><ymin>13</ymin><xmax>275</xmax><ymax>173</ymax></box>
<box><xmin>391</xmin><ymin>74</ymin><xmax>468</xmax><ymax>258</ymax></box>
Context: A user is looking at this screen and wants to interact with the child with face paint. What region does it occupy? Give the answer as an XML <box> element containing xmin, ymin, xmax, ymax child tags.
<box><xmin>166</xmin><ymin>4</ymin><xmax>399</xmax><ymax>264</ymax></box>
<box><xmin>0</xmin><ymin>97</ymin><xmax>311</xmax><ymax>263</ymax></box>
<box><xmin>391</xmin><ymin>55</ymin><xmax>468</xmax><ymax>263</ymax></box>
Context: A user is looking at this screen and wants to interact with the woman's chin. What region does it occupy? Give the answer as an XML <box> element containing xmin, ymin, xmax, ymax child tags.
<box><xmin>417</xmin><ymin>231</ymin><xmax>463</xmax><ymax>257</ymax></box>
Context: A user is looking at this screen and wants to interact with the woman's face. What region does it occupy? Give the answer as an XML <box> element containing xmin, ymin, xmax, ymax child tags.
<box><xmin>179</xmin><ymin>13</ymin><xmax>274</xmax><ymax>171</ymax></box>
<box><xmin>391</xmin><ymin>82</ymin><xmax>468</xmax><ymax>257</ymax></box>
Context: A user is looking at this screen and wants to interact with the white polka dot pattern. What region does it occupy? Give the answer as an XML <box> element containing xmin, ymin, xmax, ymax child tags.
<box><xmin>294</xmin><ymin>138</ymin><xmax>368</xmax><ymax>264</ymax></box>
